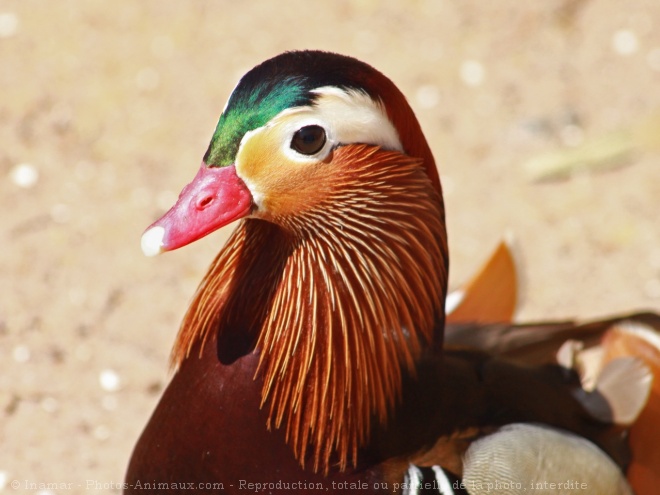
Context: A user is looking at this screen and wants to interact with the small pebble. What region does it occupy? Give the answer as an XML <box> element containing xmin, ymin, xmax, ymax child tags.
<box><xmin>13</xmin><ymin>345</ymin><xmax>30</xmax><ymax>363</ymax></box>
<box><xmin>612</xmin><ymin>29</ymin><xmax>639</xmax><ymax>56</ymax></box>
<box><xmin>0</xmin><ymin>470</ymin><xmax>7</xmax><ymax>490</ymax></box>
<box><xmin>460</xmin><ymin>60</ymin><xmax>485</xmax><ymax>87</ymax></box>
<box><xmin>9</xmin><ymin>163</ymin><xmax>39</xmax><ymax>188</ymax></box>
<box><xmin>99</xmin><ymin>369</ymin><xmax>121</xmax><ymax>392</ymax></box>
<box><xmin>0</xmin><ymin>12</ymin><xmax>19</xmax><ymax>38</ymax></box>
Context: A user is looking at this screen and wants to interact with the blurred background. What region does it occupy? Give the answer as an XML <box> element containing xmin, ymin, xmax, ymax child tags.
<box><xmin>2</xmin><ymin>1</ymin><xmax>660</xmax><ymax>492</ymax></box>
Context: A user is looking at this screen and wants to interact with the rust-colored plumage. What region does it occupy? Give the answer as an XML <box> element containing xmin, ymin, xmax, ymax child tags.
<box><xmin>173</xmin><ymin>145</ymin><xmax>448</xmax><ymax>472</ymax></box>
<box><xmin>446</xmin><ymin>239</ymin><xmax>518</xmax><ymax>325</ymax></box>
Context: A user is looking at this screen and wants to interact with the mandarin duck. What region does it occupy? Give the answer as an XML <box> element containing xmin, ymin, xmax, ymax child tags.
<box><xmin>126</xmin><ymin>51</ymin><xmax>660</xmax><ymax>494</ymax></box>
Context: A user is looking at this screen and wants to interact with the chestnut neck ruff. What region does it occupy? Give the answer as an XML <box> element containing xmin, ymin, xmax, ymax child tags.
<box><xmin>173</xmin><ymin>145</ymin><xmax>448</xmax><ymax>473</ymax></box>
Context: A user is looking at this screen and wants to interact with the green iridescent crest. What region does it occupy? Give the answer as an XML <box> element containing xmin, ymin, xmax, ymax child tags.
<box><xmin>204</xmin><ymin>77</ymin><xmax>310</xmax><ymax>167</ymax></box>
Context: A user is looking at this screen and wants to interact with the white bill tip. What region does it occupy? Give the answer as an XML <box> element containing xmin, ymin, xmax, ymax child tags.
<box><xmin>141</xmin><ymin>226</ymin><xmax>165</xmax><ymax>257</ymax></box>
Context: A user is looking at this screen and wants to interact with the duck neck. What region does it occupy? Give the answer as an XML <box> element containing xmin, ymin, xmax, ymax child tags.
<box><xmin>174</xmin><ymin>148</ymin><xmax>448</xmax><ymax>473</ymax></box>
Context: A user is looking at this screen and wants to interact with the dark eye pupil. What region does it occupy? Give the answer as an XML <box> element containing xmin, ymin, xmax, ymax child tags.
<box><xmin>291</xmin><ymin>125</ymin><xmax>326</xmax><ymax>155</ymax></box>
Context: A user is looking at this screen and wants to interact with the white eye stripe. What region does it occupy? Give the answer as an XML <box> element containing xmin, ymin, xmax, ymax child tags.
<box><xmin>273</xmin><ymin>86</ymin><xmax>403</xmax><ymax>158</ymax></box>
<box><xmin>234</xmin><ymin>86</ymin><xmax>405</xmax><ymax>175</ymax></box>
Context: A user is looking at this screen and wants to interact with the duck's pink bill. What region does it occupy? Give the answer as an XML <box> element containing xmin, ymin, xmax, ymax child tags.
<box><xmin>141</xmin><ymin>163</ymin><xmax>252</xmax><ymax>256</ymax></box>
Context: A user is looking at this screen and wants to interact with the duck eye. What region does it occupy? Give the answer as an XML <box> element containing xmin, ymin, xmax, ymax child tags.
<box><xmin>290</xmin><ymin>125</ymin><xmax>326</xmax><ymax>155</ymax></box>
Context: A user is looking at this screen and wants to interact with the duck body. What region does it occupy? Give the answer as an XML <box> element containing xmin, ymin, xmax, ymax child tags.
<box><xmin>126</xmin><ymin>314</ymin><xmax>637</xmax><ymax>494</ymax></box>
<box><xmin>124</xmin><ymin>335</ymin><xmax>610</xmax><ymax>494</ymax></box>
<box><xmin>127</xmin><ymin>50</ymin><xmax>658</xmax><ymax>494</ymax></box>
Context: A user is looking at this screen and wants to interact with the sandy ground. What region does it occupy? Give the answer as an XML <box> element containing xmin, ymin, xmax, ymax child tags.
<box><xmin>2</xmin><ymin>1</ymin><xmax>660</xmax><ymax>493</ymax></box>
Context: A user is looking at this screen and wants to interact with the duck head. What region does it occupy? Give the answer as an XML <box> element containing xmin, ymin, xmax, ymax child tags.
<box><xmin>142</xmin><ymin>50</ymin><xmax>443</xmax><ymax>254</ymax></box>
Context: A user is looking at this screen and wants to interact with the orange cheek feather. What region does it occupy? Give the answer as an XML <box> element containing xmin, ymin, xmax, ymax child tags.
<box><xmin>236</xmin><ymin>131</ymin><xmax>332</xmax><ymax>220</ymax></box>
